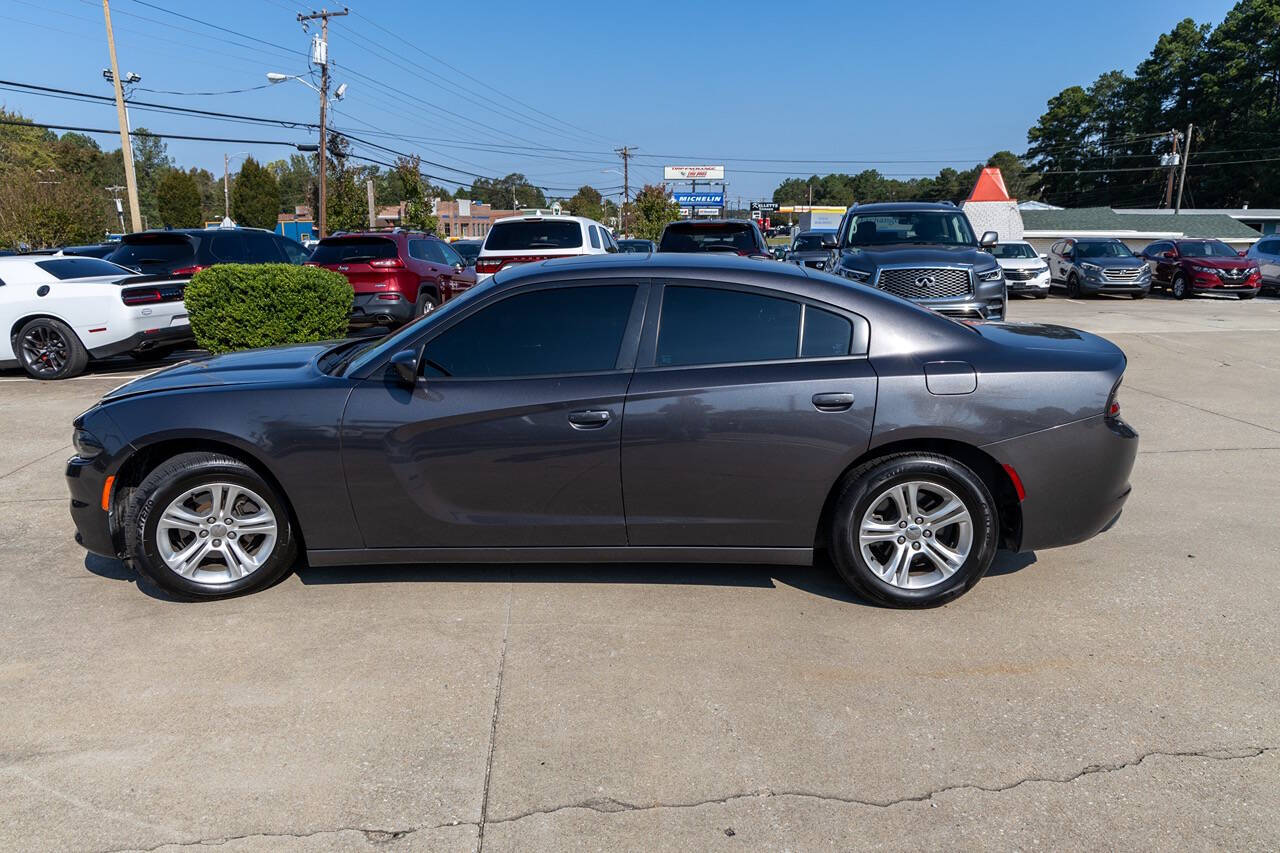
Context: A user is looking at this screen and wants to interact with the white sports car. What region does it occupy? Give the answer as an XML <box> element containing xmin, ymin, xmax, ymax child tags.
<box><xmin>0</xmin><ymin>255</ymin><xmax>193</xmax><ymax>379</ymax></box>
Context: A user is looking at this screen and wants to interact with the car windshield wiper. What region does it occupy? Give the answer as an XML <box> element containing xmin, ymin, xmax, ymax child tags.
<box><xmin>321</xmin><ymin>338</ymin><xmax>377</xmax><ymax>376</ymax></box>
<box><xmin>525</xmin><ymin>241</ymin><xmax>563</xmax><ymax>248</ymax></box>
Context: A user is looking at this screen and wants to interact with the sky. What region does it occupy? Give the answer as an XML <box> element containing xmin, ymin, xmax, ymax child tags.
<box><xmin>0</xmin><ymin>0</ymin><xmax>1243</xmax><ymax>204</ymax></box>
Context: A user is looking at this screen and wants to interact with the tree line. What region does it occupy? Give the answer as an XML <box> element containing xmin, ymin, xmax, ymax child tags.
<box><xmin>773</xmin><ymin>0</ymin><xmax>1279</xmax><ymax>210</ymax></box>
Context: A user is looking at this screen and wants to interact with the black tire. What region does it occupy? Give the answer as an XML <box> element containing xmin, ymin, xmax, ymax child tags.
<box><xmin>128</xmin><ymin>346</ymin><xmax>177</xmax><ymax>362</ymax></box>
<box><xmin>1033</xmin><ymin>291</ymin><xmax>1048</xmax><ymax>299</ymax></box>
<box><xmin>1171</xmin><ymin>273</ymin><xmax>1189</xmax><ymax>300</ymax></box>
<box><xmin>1131</xmin><ymin>290</ymin><xmax>1147</xmax><ymax>300</ymax></box>
<box><xmin>123</xmin><ymin>452</ymin><xmax>298</xmax><ymax>600</ymax></box>
<box><xmin>414</xmin><ymin>287</ymin><xmax>439</xmax><ymax>318</ymax></box>
<box><xmin>1066</xmin><ymin>273</ymin><xmax>1081</xmax><ymax>298</ymax></box>
<box><xmin>16</xmin><ymin>317</ymin><xmax>89</xmax><ymax>379</ymax></box>
<box><xmin>827</xmin><ymin>453</ymin><xmax>999</xmax><ymax>608</ymax></box>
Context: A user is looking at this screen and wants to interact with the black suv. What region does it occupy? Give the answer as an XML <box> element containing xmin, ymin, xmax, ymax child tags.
<box><xmin>657</xmin><ymin>219</ymin><xmax>773</xmax><ymax>259</ymax></box>
<box><xmin>830</xmin><ymin>202</ymin><xmax>1006</xmax><ymax>320</ymax></box>
<box><xmin>105</xmin><ymin>228</ymin><xmax>310</xmax><ymax>276</ymax></box>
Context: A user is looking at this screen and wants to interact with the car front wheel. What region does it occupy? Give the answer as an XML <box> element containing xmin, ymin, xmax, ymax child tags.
<box><xmin>1171</xmin><ymin>274</ymin><xmax>1189</xmax><ymax>300</ymax></box>
<box><xmin>1066</xmin><ymin>274</ymin><xmax>1081</xmax><ymax>298</ymax></box>
<box><xmin>124</xmin><ymin>452</ymin><xmax>298</xmax><ymax>599</ymax></box>
<box><xmin>827</xmin><ymin>453</ymin><xmax>998</xmax><ymax>608</ymax></box>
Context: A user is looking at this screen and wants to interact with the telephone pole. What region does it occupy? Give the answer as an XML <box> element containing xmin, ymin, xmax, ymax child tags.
<box><xmin>615</xmin><ymin>146</ymin><xmax>634</xmax><ymax>234</ymax></box>
<box><xmin>102</xmin><ymin>0</ymin><xmax>141</xmax><ymax>233</ymax></box>
<box><xmin>1175</xmin><ymin>123</ymin><xmax>1193</xmax><ymax>214</ymax></box>
<box><xmin>1162</xmin><ymin>128</ymin><xmax>1181</xmax><ymax>208</ymax></box>
<box><xmin>298</xmin><ymin>7</ymin><xmax>348</xmax><ymax>238</ymax></box>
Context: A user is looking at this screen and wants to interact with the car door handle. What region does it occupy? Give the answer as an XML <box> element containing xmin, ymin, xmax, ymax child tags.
<box><xmin>812</xmin><ymin>392</ymin><xmax>855</xmax><ymax>412</ymax></box>
<box><xmin>568</xmin><ymin>410</ymin><xmax>612</xmax><ymax>429</ymax></box>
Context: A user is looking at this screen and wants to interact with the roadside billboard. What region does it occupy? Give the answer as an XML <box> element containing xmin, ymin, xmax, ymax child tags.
<box><xmin>672</xmin><ymin>192</ymin><xmax>725</xmax><ymax>207</ymax></box>
<box><xmin>664</xmin><ymin>165</ymin><xmax>725</xmax><ymax>181</ymax></box>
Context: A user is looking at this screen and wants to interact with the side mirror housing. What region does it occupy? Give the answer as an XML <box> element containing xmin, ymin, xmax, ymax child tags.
<box><xmin>980</xmin><ymin>231</ymin><xmax>999</xmax><ymax>248</ymax></box>
<box><xmin>820</xmin><ymin>236</ymin><xmax>838</xmax><ymax>250</ymax></box>
<box><xmin>1162</xmin><ymin>250</ymin><xmax>1177</xmax><ymax>259</ymax></box>
<box><xmin>390</xmin><ymin>348</ymin><xmax>420</xmax><ymax>387</ymax></box>
<box><xmin>1039</xmin><ymin>253</ymin><xmax>1049</xmax><ymax>262</ymax></box>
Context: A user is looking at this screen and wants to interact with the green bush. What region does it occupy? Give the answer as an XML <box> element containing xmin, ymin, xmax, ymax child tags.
<box><xmin>185</xmin><ymin>264</ymin><xmax>353</xmax><ymax>354</ymax></box>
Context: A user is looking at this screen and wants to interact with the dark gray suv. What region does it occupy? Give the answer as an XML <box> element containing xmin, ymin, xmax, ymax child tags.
<box><xmin>830</xmin><ymin>202</ymin><xmax>1006</xmax><ymax>320</ymax></box>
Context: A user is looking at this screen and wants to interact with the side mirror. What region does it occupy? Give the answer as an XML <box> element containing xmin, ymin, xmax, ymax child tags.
<box><xmin>1039</xmin><ymin>253</ymin><xmax>1049</xmax><ymax>262</ymax></box>
<box><xmin>820</xmin><ymin>237</ymin><xmax>838</xmax><ymax>250</ymax></box>
<box><xmin>454</xmin><ymin>261</ymin><xmax>465</xmax><ymax>272</ymax></box>
<box><xmin>1162</xmin><ymin>250</ymin><xmax>1177</xmax><ymax>259</ymax></box>
<box><xmin>980</xmin><ymin>231</ymin><xmax>999</xmax><ymax>248</ymax></box>
<box><xmin>390</xmin><ymin>348</ymin><xmax>419</xmax><ymax>387</ymax></box>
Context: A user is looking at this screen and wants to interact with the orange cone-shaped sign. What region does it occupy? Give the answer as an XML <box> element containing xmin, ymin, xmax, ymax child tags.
<box><xmin>967</xmin><ymin>168</ymin><xmax>1012</xmax><ymax>202</ymax></box>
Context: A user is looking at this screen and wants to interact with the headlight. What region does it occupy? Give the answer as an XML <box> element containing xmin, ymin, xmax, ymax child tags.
<box><xmin>838</xmin><ymin>266</ymin><xmax>872</xmax><ymax>283</ymax></box>
<box><xmin>978</xmin><ymin>267</ymin><xmax>1003</xmax><ymax>282</ymax></box>
<box><xmin>72</xmin><ymin>429</ymin><xmax>103</xmax><ymax>459</ymax></box>
<box><xmin>1035</xmin><ymin>264</ymin><xmax>1050</xmax><ymax>273</ymax></box>
<box><xmin>1080</xmin><ymin>262</ymin><xmax>1101</xmax><ymax>273</ymax></box>
<box><xmin>1191</xmin><ymin>264</ymin><xmax>1217</xmax><ymax>274</ymax></box>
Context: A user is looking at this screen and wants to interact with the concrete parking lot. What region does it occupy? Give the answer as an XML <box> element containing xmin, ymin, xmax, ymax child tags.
<box><xmin>1</xmin><ymin>292</ymin><xmax>1278</xmax><ymax>852</ymax></box>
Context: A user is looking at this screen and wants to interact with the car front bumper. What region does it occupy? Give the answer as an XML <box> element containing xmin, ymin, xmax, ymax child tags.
<box><xmin>66</xmin><ymin>454</ymin><xmax>119</xmax><ymax>558</ymax></box>
<box><xmin>985</xmin><ymin>414</ymin><xmax>1138</xmax><ymax>552</ymax></box>
<box><xmin>1080</xmin><ymin>277</ymin><xmax>1151</xmax><ymax>294</ymax></box>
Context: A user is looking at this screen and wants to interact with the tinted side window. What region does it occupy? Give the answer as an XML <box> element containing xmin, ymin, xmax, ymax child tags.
<box><xmin>207</xmin><ymin>233</ymin><xmax>249</xmax><ymax>263</ymax></box>
<box><xmin>277</xmin><ymin>236</ymin><xmax>310</xmax><ymax>264</ymax></box>
<box><xmin>657</xmin><ymin>286</ymin><xmax>800</xmax><ymax>367</ymax></box>
<box><xmin>439</xmin><ymin>242</ymin><xmax>463</xmax><ymax>266</ymax></box>
<box><xmin>801</xmin><ymin>307</ymin><xmax>852</xmax><ymax>358</ymax></box>
<box><xmin>242</xmin><ymin>232</ymin><xmax>285</xmax><ymax>263</ymax></box>
<box><xmin>588</xmin><ymin>225</ymin><xmax>601</xmax><ymax>249</ymax></box>
<box><xmin>421</xmin><ymin>285</ymin><xmax>636</xmax><ymax>378</ymax></box>
<box><xmin>409</xmin><ymin>238</ymin><xmax>447</xmax><ymax>263</ymax></box>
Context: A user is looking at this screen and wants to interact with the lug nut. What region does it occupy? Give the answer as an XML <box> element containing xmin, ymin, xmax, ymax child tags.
<box><xmin>899</xmin><ymin>520</ymin><xmax>908</xmax><ymax>528</ymax></box>
<box><xmin>915</xmin><ymin>517</ymin><xmax>923</xmax><ymax>524</ymax></box>
<box><xmin>212</xmin><ymin>539</ymin><xmax>221</xmax><ymax>547</ymax></box>
<box><xmin>224</xmin><ymin>518</ymin><xmax>233</xmax><ymax>525</ymax></box>
<box><xmin>227</xmin><ymin>532</ymin><xmax>236</xmax><ymax>540</ymax></box>
<box><xmin>897</xmin><ymin>536</ymin><xmax>905</xmax><ymax>544</ymax></box>
<box><xmin>912</xmin><ymin>542</ymin><xmax>921</xmax><ymax>551</ymax></box>
<box><xmin>198</xmin><ymin>530</ymin><xmax>208</xmax><ymax>538</ymax></box>
<box><xmin>207</xmin><ymin>517</ymin><xmax>217</xmax><ymax>524</ymax></box>
<box><xmin>924</xmin><ymin>530</ymin><xmax>932</xmax><ymax>538</ymax></box>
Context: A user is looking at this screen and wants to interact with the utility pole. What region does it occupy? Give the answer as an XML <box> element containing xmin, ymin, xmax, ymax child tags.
<box><xmin>615</xmin><ymin>146</ymin><xmax>634</xmax><ymax>233</ymax></box>
<box><xmin>298</xmin><ymin>7</ymin><xmax>348</xmax><ymax>239</ymax></box>
<box><xmin>224</xmin><ymin>153</ymin><xmax>231</xmax><ymax>220</ymax></box>
<box><xmin>1162</xmin><ymin>128</ymin><xmax>1181</xmax><ymax>209</ymax></box>
<box><xmin>1175</xmin><ymin>123</ymin><xmax>1193</xmax><ymax>214</ymax></box>
<box><xmin>366</xmin><ymin>178</ymin><xmax>377</xmax><ymax>228</ymax></box>
<box><xmin>102</xmin><ymin>0</ymin><xmax>141</xmax><ymax>233</ymax></box>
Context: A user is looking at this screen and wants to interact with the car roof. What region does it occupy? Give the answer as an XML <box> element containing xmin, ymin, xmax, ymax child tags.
<box><xmin>491</xmin><ymin>213</ymin><xmax>603</xmax><ymax>227</ymax></box>
<box><xmin>848</xmin><ymin>201</ymin><xmax>960</xmax><ymax>213</ymax></box>
<box><xmin>665</xmin><ymin>219</ymin><xmax>756</xmax><ymax>227</ymax></box>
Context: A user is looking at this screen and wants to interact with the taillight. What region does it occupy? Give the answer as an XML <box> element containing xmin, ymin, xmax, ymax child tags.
<box><xmin>476</xmin><ymin>255</ymin><xmax>553</xmax><ymax>275</ymax></box>
<box><xmin>369</xmin><ymin>257</ymin><xmax>405</xmax><ymax>269</ymax></box>
<box><xmin>171</xmin><ymin>265</ymin><xmax>206</xmax><ymax>276</ymax></box>
<box><xmin>122</xmin><ymin>288</ymin><xmax>162</xmax><ymax>305</ymax></box>
<box><xmin>1106</xmin><ymin>377</ymin><xmax>1123</xmax><ymax>420</ymax></box>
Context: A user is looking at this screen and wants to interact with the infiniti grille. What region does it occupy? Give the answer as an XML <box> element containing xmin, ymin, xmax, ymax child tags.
<box><xmin>876</xmin><ymin>267</ymin><xmax>973</xmax><ymax>299</ymax></box>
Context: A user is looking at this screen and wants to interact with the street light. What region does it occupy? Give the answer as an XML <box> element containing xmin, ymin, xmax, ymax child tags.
<box><xmin>267</xmin><ymin>71</ymin><xmax>349</xmax><ymax>237</ymax></box>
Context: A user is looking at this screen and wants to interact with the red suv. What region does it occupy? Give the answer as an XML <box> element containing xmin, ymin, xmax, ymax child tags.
<box><xmin>1139</xmin><ymin>238</ymin><xmax>1262</xmax><ymax>300</ymax></box>
<box><xmin>307</xmin><ymin>229</ymin><xmax>477</xmax><ymax>326</ymax></box>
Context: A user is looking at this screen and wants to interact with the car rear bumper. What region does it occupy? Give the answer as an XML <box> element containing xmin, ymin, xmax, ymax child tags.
<box><xmin>349</xmin><ymin>292</ymin><xmax>414</xmax><ymax>326</ymax></box>
<box><xmin>86</xmin><ymin>324</ymin><xmax>194</xmax><ymax>359</ymax></box>
<box><xmin>984</xmin><ymin>414</ymin><xmax>1138</xmax><ymax>552</ymax></box>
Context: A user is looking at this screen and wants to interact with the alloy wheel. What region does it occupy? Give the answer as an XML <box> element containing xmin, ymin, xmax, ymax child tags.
<box><xmin>155</xmin><ymin>482</ymin><xmax>279</xmax><ymax>584</ymax></box>
<box><xmin>858</xmin><ymin>480</ymin><xmax>973</xmax><ymax>589</ymax></box>
<box><xmin>20</xmin><ymin>325</ymin><xmax>68</xmax><ymax>376</ymax></box>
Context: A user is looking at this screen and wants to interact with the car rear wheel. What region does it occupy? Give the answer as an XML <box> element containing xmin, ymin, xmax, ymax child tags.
<box><xmin>414</xmin><ymin>289</ymin><xmax>439</xmax><ymax>318</ymax></box>
<box><xmin>16</xmin><ymin>317</ymin><xmax>89</xmax><ymax>380</ymax></box>
<box><xmin>827</xmin><ymin>453</ymin><xmax>998</xmax><ymax>608</ymax></box>
<box><xmin>124</xmin><ymin>452</ymin><xmax>297</xmax><ymax>599</ymax></box>
<box><xmin>1171</xmin><ymin>273</ymin><xmax>1189</xmax><ymax>300</ymax></box>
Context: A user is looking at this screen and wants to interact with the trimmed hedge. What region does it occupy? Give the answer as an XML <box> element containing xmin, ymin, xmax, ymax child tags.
<box><xmin>185</xmin><ymin>263</ymin><xmax>353</xmax><ymax>354</ymax></box>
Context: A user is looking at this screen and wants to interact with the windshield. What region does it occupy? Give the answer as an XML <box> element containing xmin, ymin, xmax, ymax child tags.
<box><xmin>842</xmin><ymin>211</ymin><xmax>976</xmax><ymax>247</ymax></box>
<box><xmin>485</xmin><ymin>220</ymin><xmax>582</xmax><ymax>251</ymax></box>
<box><xmin>452</xmin><ymin>242</ymin><xmax>481</xmax><ymax>263</ymax></box>
<box><xmin>792</xmin><ymin>234</ymin><xmax>829</xmax><ymax>251</ymax></box>
<box><xmin>1177</xmin><ymin>240</ymin><xmax>1236</xmax><ymax>258</ymax></box>
<box><xmin>310</xmin><ymin>237</ymin><xmax>398</xmax><ymax>264</ymax></box>
<box><xmin>340</xmin><ymin>275</ymin><xmax>502</xmax><ymax>376</ymax></box>
<box><xmin>1076</xmin><ymin>241</ymin><xmax>1133</xmax><ymax>259</ymax></box>
<box><xmin>659</xmin><ymin>222</ymin><xmax>757</xmax><ymax>253</ymax></box>
<box><xmin>991</xmin><ymin>243</ymin><xmax>1037</xmax><ymax>259</ymax></box>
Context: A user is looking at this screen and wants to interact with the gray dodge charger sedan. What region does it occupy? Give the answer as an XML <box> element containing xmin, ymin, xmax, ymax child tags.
<box><xmin>67</xmin><ymin>254</ymin><xmax>1137</xmax><ymax>607</ymax></box>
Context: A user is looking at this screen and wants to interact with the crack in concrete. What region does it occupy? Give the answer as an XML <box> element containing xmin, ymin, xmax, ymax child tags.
<box><xmin>484</xmin><ymin>745</ymin><xmax>1275</xmax><ymax>826</ymax></box>
<box><xmin>475</xmin><ymin>570</ymin><xmax>514</xmax><ymax>853</ymax></box>
<box><xmin>95</xmin><ymin>746</ymin><xmax>1274</xmax><ymax>850</ymax></box>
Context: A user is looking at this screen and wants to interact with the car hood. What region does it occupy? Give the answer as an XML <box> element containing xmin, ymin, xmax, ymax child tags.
<box><xmin>996</xmin><ymin>258</ymin><xmax>1047</xmax><ymax>270</ymax></box>
<box><xmin>1181</xmin><ymin>257</ymin><xmax>1254</xmax><ymax>269</ymax></box>
<box><xmin>102</xmin><ymin>341</ymin><xmax>337</xmax><ymax>400</ymax></box>
<box><xmin>839</xmin><ymin>244</ymin><xmax>994</xmax><ymax>268</ymax></box>
<box><xmin>1080</xmin><ymin>256</ymin><xmax>1145</xmax><ymax>269</ymax></box>
<box><xmin>790</xmin><ymin>250</ymin><xmax>832</xmax><ymax>260</ymax></box>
